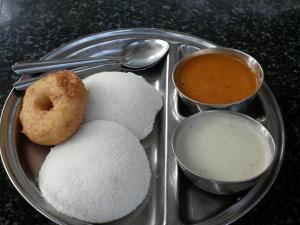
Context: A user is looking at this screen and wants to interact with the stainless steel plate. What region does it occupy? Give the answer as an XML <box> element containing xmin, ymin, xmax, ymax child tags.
<box><xmin>0</xmin><ymin>28</ymin><xmax>285</xmax><ymax>225</ymax></box>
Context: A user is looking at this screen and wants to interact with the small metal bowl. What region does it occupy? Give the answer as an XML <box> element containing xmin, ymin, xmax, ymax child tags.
<box><xmin>172</xmin><ymin>110</ymin><xmax>275</xmax><ymax>195</ymax></box>
<box><xmin>172</xmin><ymin>47</ymin><xmax>264</xmax><ymax>112</ymax></box>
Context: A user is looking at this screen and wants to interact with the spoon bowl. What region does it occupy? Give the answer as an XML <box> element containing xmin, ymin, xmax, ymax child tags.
<box><xmin>122</xmin><ymin>39</ymin><xmax>169</xmax><ymax>69</ymax></box>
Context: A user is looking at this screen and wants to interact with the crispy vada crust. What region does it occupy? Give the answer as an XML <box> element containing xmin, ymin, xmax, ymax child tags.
<box><xmin>19</xmin><ymin>70</ymin><xmax>88</xmax><ymax>145</ymax></box>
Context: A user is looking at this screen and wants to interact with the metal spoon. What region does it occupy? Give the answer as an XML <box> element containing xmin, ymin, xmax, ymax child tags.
<box><xmin>13</xmin><ymin>39</ymin><xmax>169</xmax><ymax>90</ymax></box>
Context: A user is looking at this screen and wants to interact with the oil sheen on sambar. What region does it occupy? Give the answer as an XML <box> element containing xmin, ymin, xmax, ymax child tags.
<box><xmin>175</xmin><ymin>54</ymin><xmax>258</xmax><ymax>104</ymax></box>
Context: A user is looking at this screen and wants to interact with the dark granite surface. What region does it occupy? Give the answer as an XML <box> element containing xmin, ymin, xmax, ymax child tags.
<box><xmin>0</xmin><ymin>0</ymin><xmax>299</xmax><ymax>224</ymax></box>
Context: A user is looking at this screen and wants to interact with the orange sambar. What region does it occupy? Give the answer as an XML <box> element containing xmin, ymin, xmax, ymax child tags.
<box><xmin>175</xmin><ymin>54</ymin><xmax>258</xmax><ymax>104</ymax></box>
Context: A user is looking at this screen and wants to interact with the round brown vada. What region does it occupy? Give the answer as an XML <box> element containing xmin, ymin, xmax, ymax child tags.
<box><xmin>19</xmin><ymin>70</ymin><xmax>88</xmax><ymax>146</ymax></box>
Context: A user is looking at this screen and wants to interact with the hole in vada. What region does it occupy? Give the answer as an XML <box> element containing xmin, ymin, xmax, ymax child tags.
<box><xmin>35</xmin><ymin>95</ymin><xmax>54</xmax><ymax>111</ymax></box>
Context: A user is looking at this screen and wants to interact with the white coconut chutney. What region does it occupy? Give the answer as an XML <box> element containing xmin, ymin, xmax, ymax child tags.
<box><xmin>175</xmin><ymin>113</ymin><xmax>272</xmax><ymax>182</ymax></box>
<box><xmin>39</xmin><ymin>120</ymin><xmax>151</xmax><ymax>223</ymax></box>
<box><xmin>83</xmin><ymin>72</ymin><xmax>163</xmax><ymax>140</ymax></box>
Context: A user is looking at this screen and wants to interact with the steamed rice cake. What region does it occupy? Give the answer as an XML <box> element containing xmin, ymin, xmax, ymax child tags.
<box><xmin>83</xmin><ymin>72</ymin><xmax>163</xmax><ymax>140</ymax></box>
<box><xmin>39</xmin><ymin>120</ymin><xmax>151</xmax><ymax>223</ymax></box>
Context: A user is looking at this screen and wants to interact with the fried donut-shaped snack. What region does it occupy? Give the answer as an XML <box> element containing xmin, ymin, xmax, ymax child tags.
<box><xmin>19</xmin><ymin>70</ymin><xmax>88</xmax><ymax>145</ymax></box>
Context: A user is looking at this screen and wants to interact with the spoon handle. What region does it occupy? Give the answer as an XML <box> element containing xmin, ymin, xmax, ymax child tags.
<box><xmin>13</xmin><ymin>77</ymin><xmax>40</xmax><ymax>91</ymax></box>
<box><xmin>12</xmin><ymin>57</ymin><xmax>120</xmax><ymax>76</ymax></box>
<box><xmin>13</xmin><ymin>64</ymin><xmax>113</xmax><ymax>91</ymax></box>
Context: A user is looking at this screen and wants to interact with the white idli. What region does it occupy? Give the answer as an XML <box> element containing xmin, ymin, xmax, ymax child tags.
<box><xmin>83</xmin><ymin>72</ymin><xmax>163</xmax><ymax>140</ymax></box>
<box><xmin>39</xmin><ymin>120</ymin><xmax>151</xmax><ymax>223</ymax></box>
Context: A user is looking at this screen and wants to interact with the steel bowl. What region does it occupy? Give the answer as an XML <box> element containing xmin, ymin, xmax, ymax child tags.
<box><xmin>172</xmin><ymin>47</ymin><xmax>264</xmax><ymax>112</ymax></box>
<box><xmin>172</xmin><ymin>110</ymin><xmax>276</xmax><ymax>195</ymax></box>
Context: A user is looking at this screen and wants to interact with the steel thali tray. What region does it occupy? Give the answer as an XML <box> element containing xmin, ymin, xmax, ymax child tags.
<box><xmin>0</xmin><ymin>28</ymin><xmax>285</xmax><ymax>225</ymax></box>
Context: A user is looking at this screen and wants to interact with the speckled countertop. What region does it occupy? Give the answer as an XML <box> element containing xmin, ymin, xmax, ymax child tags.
<box><xmin>0</xmin><ymin>0</ymin><xmax>299</xmax><ymax>224</ymax></box>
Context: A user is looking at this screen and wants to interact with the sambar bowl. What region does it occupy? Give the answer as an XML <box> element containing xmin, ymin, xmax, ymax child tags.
<box><xmin>172</xmin><ymin>47</ymin><xmax>264</xmax><ymax>112</ymax></box>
